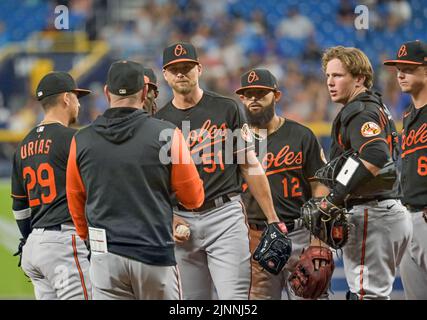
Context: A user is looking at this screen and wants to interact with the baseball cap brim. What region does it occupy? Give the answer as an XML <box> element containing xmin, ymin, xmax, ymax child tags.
<box><xmin>147</xmin><ymin>82</ymin><xmax>158</xmax><ymax>89</ymax></box>
<box><xmin>163</xmin><ymin>58</ymin><xmax>199</xmax><ymax>69</ymax></box>
<box><xmin>72</xmin><ymin>88</ymin><xmax>92</xmax><ymax>98</ymax></box>
<box><xmin>235</xmin><ymin>85</ymin><xmax>277</xmax><ymax>94</ymax></box>
<box><xmin>383</xmin><ymin>59</ymin><xmax>424</xmax><ymax>66</ymax></box>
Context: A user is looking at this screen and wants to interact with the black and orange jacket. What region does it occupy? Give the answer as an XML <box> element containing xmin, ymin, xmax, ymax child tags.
<box><xmin>66</xmin><ymin>107</ymin><xmax>203</xmax><ymax>266</ymax></box>
<box><xmin>330</xmin><ymin>91</ymin><xmax>400</xmax><ymax>200</ymax></box>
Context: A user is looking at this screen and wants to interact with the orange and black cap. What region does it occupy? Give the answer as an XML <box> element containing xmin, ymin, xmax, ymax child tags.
<box><xmin>144</xmin><ymin>67</ymin><xmax>158</xmax><ymax>90</ymax></box>
<box><xmin>107</xmin><ymin>60</ymin><xmax>145</xmax><ymax>96</ymax></box>
<box><xmin>163</xmin><ymin>42</ymin><xmax>199</xmax><ymax>69</ymax></box>
<box><xmin>384</xmin><ymin>40</ymin><xmax>427</xmax><ymax>66</ymax></box>
<box><xmin>36</xmin><ymin>72</ymin><xmax>91</xmax><ymax>101</ymax></box>
<box><xmin>235</xmin><ymin>69</ymin><xmax>278</xmax><ymax>94</ymax></box>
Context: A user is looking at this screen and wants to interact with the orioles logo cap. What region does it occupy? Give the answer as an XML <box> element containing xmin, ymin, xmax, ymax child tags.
<box><xmin>383</xmin><ymin>40</ymin><xmax>427</xmax><ymax>66</ymax></box>
<box><xmin>36</xmin><ymin>71</ymin><xmax>91</xmax><ymax>101</ymax></box>
<box><xmin>107</xmin><ymin>60</ymin><xmax>145</xmax><ymax>96</ymax></box>
<box><xmin>235</xmin><ymin>69</ymin><xmax>278</xmax><ymax>94</ymax></box>
<box><xmin>163</xmin><ymin>42</ymin><xmax>199</xmax><ymax>69</ymax></box>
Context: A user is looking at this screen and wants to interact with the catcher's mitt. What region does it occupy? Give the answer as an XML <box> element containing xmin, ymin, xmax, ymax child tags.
<box><xmin>253</xmin><ymin>222</ymin><xmax>292</xmax><ymax>275</ymax></box>
<box><xmin>289</xmin><ymin>246</ymin><xmax>335</xmax><ymax>299</ymax></box>
<box><xmin>301</xmin><ymin>197</ymin><xmax>349</xmax><ymax>249</ymax></box>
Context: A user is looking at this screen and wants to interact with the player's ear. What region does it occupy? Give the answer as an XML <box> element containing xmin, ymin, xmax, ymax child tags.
<box><xmin>63</xmin><ymin>92</ymin><xmax>71</xmax><ymax>106</ymax></box>
<box><xmin>141</xmin><ymin>85</ymin><xmax>148</xmax><ymax>103</ymax></box>
<box><xmin>355</xmin><ymin>75</ymin><xmax>366</xmax><ymax>87</ymax></box>
<box><xmin>274</xmin><ymin>90</ymin><xmax>282</xmax><ymax>102</ymax></box>
<box><xmin>238</xmin><ymin>94</ymin><xmax>245</xmax><ymax>103</ymax></box>
<box><xmin>142</xmin><ymin>76</ymin><xmax>148</xmax><ymax>102</ymax></box>
<box><xmin>197</xmin><ymin>63</ymin><xmax>202</xmax><ymax>76</ymax></box>
<box><xmin>103</xmin><ymin>85</ymin><xmax>111</xmax><ymax>103</ymax></box>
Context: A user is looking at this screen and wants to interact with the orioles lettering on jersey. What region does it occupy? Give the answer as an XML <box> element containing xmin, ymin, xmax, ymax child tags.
<box><xmin>185</xmin><ymin>120</ymin><xmax>229</xmax><ymax>174</ymax></box>
<box><xmin>186</xmin><ymin>119</ymin><xmax>228</xmax><ymax>149</ymax></box>
<box><xmin>402</xmin><ymin>123</ymin><xmax>427</xmax><ymax>152</ymax></box>
<box><xmin>261</xmin><ymin>145</ymin><xmax>303</xmax><ymax>173</ymax></box>
<box><xmin>402</xmin><ymin>123</ymin><xmax>427</xmax><ymax>177</ymax></box>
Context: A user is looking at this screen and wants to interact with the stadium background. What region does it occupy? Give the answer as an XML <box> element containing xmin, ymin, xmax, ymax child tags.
<box><xmin>0</xmin><ymin>0</ymin><xmax>424</xmax><ymax>299</ymax></box>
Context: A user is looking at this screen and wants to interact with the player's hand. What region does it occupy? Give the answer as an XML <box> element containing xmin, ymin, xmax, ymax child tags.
<box><xmin>13</xmin><ymin>238</ymin><xmax>26</xmax><ymax>267</ymax></box>
<box><xmin>173</xmin><ymin>214</ymin><xmax>190</xmax><ymax>244</ymax></box>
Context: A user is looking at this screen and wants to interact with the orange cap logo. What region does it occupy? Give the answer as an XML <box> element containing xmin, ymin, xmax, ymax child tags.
<box><xmin>247</xmin><ymin>71</ymin><xmax>259</xmax><ymax>84</ymax></box>
<box><xmin>398</xmin><ymin>45</ymin><xmax>407</xmax><ymax>58</ymax></box>
<box><xmin>174</xmin><ymin>44</ymin><xmax>187</xmax><ymax>57</ymax></box>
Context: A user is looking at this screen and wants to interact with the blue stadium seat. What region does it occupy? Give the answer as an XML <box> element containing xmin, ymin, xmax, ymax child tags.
<box><xmin>276</xmin><ymin>37</ymin><xmax>307</xmax><ymax>58</ymax></box>
<box><xmin>0</xmin><ymin>1</ymin><xmax>49</xmax><ymax>44</ymax></box>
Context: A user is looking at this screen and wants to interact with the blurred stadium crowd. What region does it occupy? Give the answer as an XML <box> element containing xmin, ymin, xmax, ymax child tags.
<box><xmin>0</xmin><ymin>0</ymin><xmax>425</xmax><ymax>174</ymax></box>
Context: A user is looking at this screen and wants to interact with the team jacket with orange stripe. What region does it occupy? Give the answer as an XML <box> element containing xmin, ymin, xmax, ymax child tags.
<box><xmin>330</xmin><ymin>91</ymin><xmax>400</xmax><ymax>201</ymax></box>
<box><xmin>66</xmin><ymin>107</ymin><xmax>204</xmax><ymax>266</ymax></box>
<box><xmin>401</xmin><ymin>103</ymin><xmax>427</xmax><ymax>207</ymax></box>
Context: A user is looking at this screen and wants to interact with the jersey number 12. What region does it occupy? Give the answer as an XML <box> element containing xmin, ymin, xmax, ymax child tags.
<box><xmin>282</xmin><ymin>177</ymin><xmax>302</xmax><ymax>198</ymax></box>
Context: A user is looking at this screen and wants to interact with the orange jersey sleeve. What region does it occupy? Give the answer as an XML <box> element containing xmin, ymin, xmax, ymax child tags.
<box><xmin>66</xmin><ymin>137</ymin><xmax>88</xmax><ymax>240</ymax></box>
<box><xmin>171</xmin><ymin>128</ymin><xmax>204</xmax><ymax>209</ymax></box>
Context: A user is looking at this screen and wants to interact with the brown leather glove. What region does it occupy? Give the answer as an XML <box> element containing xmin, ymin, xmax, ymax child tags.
<box><xmin>288</xmin><ymin>246</ymin><xmax>335</xmax><ymax>299</ymax></box>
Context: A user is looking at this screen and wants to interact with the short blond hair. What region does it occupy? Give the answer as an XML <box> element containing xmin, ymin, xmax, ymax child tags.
<box><xmin>322</xmin><ymin>46</ymin><xmax>374</xmax><ymax>89</ymax></box>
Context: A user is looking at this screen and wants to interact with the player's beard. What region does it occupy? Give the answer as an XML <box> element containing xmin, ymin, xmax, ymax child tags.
<box><xmin>245</xmin><ymin>101</ymin><xmax>275</xmax><ymax>127</ymax></box>
<box><xmin>144</xmin><ymin>100</ymin><xmax>157</xmax><ymax>115</ymax></box>
<box><xmin>172</xmin><ymin>79</ymin><xmax>197</xmax><ymax>95</ymax></box>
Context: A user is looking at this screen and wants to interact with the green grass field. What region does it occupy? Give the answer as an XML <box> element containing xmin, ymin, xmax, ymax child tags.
<box><xmin>0</xmin><ymin>180</ymin><xmax>34</xmax><ymax>299</ymax></box>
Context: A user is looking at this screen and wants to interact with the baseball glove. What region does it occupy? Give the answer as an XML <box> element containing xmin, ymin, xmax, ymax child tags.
<box><xmin>289</xmin><ymin>246</ymin><xmax>335</xmax><ymax>299</ymax></box>
<box><xmin>253</xmin><ymin>222</ymin><xmax>292</xmax><ymax>275</ymax></box>
<box><xmin>301</xmin><ymin>197</ymin><xmax>349</xmax><ymax>249</ymax></box>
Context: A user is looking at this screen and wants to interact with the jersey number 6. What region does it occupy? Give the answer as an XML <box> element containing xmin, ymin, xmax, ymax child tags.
<box><xmin>23</xmin><ymin>163</ymin><xmax>57</xmax><ymax>207</ymax></box>
<box><xmin>418</xmin><ymin>156</ymin><xmax>427</xmax><ymax>176</ymax></box>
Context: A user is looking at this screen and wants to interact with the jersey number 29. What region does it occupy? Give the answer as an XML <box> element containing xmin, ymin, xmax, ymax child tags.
<box><xmin>23</xmin><ymin>163</ymin><xmax>57</xmax><ymax>207</ymax></box>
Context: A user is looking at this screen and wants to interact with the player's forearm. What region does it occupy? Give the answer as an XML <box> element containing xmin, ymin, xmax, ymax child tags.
<box><xmin>66</xmin><ymin>137</ymin><xmax>88</xmax><ymax>239</ymax></box>
<box><xmin>12</xmin><ymin>199</ymin><xmax>32</xmax><ymax>239</ymax></box>
<box><xmin>360</xmin><ymin>159</ymin><xmax>381</xmax><ymax>176</ymax></box>
<box><xmin>241</xmin><ymin>162</ymin><xmax>279</xmax><ymax>223</ymax></box>
<box><xmin>310</xmin><ymin>181</ymin><xmax>329</xmax><ymax>198</ymax></box>
<box><xmin>67</xmin><ymin>191</ymin><xmax>88</xmax><ymax>240</ymax></box>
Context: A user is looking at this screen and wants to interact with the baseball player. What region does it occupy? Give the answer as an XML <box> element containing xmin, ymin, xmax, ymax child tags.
<box><xmin>143</xmin><ymin>67</ymin><xmax>159</xmax><ymax>115</ymax></box>
<box><xmin>155</xmin><ymin>42</ymin><xmax>285</xmax><ymax>300</ymax></box>
<box><xmin>384</xmin><ymin>40</ymin><xmax>427</xmax><ymax>300</ymax></box>
<box><xmin>315</xmin><ymin>46</ymin><xmax>412</xmax><ymax>300</ymax></box>
<box><xmin>236</xmin><ymin>68</ymin><xmax>331</xmax><ymax>300</ymax></box>
<box><xmin>66</xmin><ymin>60</ymin><xmax>204</xmax><ymax>300</ymax></box>
<box><xmin>11</xmin><ymin>72</ymin><xmax>92</xmax><ymax>300</ymax></box>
